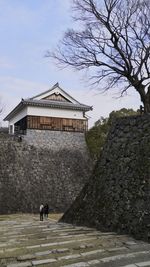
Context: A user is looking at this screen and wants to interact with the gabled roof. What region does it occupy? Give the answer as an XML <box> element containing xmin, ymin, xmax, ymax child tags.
<box><xmin>4</xmin><ymin>83</ymin><xmax>92</xmax><ymax>121</ymax></box>
<box><xmin>30</xmin><ymin>82</ymin><xmax>80</xmax><ymax>104</ymax></box>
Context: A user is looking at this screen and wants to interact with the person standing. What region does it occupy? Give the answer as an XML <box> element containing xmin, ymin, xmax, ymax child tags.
<box><xmin>39</xmin><ymin>204</ymin><xmax>44</xmax><ymax>221</ymax></box>
<box><xmin>44</xmin><ymin>203</ymin><xmax>49</xmax><ymax>219</ymax></box>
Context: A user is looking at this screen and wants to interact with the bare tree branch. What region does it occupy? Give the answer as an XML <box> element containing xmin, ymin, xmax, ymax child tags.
<box><xmin>48</xmin><ymin>0</ymin><xmax>150</xmax><ymax>113</ymax></box>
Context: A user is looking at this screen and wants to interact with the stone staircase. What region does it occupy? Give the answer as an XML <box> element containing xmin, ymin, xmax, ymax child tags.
<box><xmin>0</xmin><ymin>214</ymin><xmax>150</xmax><ymax>267</ymax></box>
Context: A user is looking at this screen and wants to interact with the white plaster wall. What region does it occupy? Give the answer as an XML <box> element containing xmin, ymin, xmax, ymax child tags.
<box><xmin>27</xmin><ymin>106</ymin><xmax>86</xmax><ymax>120</ymax></box>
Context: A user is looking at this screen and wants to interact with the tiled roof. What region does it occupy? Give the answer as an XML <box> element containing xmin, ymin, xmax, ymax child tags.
<box><xmin>4</xmin><ymin>99</ymin><xmax>92</xmax><ymax>121</ymax></box>
<box><xmin>24</xmin><ymin>99</ymin><xmax>92</xmax><ymax>110</ymax></box>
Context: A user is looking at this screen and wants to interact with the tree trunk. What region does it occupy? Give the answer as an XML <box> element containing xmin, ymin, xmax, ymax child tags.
<box><xmin>143</xmin><ymin>87</ymin><xmax>150</xmax><ymax>114</ymax></box>
<box><xmin>137</xmin><ymin>85</ymin><xmax>150</xmax><ymax>114</ymax></box>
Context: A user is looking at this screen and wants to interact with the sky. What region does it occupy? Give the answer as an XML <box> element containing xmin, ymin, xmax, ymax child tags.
<box><xmin>0</xmin><ymin>0</ymin><xmax>141</xmax><ymax>128</ymax></box>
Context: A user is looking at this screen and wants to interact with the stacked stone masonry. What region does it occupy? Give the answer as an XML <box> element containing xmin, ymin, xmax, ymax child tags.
<box><xmin>23</xmin><ymin>130</ymin><xmax>88</xmax><ymax>151</ymax></box>
<box><xmin>61</xmin><ymin>115</ymin><xmax>150</xmax><ymax>241</ymax></box>
<box><xmin>0</xmin><ymin>131</ymin><xmax>92</xmax><ymax>214</ymax></box>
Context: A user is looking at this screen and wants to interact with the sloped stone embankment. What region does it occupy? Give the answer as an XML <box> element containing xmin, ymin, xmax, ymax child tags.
<box><xmin>61</xmin><ymin>115</ymin><xmax>150</xmax><ymax>241</ymax></box>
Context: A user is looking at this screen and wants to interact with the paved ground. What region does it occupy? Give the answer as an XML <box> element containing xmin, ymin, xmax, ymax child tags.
<box><xmin>0</xmin><ymin>214</ymin><xmax>150</xmax><ymax>267</ymax></box>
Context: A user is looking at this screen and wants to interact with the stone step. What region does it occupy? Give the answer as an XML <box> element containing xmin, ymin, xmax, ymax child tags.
<box><xmin>7</xmin><ymin>248</ymin><xmax>150</xmax><ymax>267</ymax></box>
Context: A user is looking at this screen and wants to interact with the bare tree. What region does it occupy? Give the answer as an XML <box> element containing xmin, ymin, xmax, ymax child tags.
<box><xmin>49</xmin><ymin>0</ymin><xmax>150</xmax><ymax>113</ymax></box>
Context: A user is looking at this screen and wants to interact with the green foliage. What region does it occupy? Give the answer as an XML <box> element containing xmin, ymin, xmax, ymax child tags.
<box><xmin>86</xmin><ymin>108</ymin><xmax>138</xmax><ymax>160</ymax></box>
<box><xmin>86</xmin><ymin>117</ymin><xmax>108</xmax><ymax>160</ymax></box>
<box><xmin>108</xmin><ymin>108</ymin><xmax>138</xmax><ymax>126</ymax></box>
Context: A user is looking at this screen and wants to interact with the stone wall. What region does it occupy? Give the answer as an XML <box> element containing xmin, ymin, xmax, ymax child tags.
<box><xmin>0</xmin><ymin>132</ymin><xmax>92</xmax><ymax>214</ymax></box>
<box><xmin>61</xmin><ymin>115</ymin><xmax>150</xmax><ymax>241</ymax></box>
<box><xmin>23</xmin><ymin>130</ymin><xmax>88</xmax><ymax>152</ymax></box>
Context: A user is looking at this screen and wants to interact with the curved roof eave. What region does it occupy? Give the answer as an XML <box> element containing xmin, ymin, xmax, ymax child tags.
<box><xmin>3</xmin><ymin>101</ymin><xmax>24</xmax><ymax>121</ymax></box>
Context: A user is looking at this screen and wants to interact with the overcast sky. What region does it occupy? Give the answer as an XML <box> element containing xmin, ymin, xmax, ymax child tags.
<box><xmin>0</xmin><ymin>0</ymin><xmax>141</xmax><ymax>127</ymax></box>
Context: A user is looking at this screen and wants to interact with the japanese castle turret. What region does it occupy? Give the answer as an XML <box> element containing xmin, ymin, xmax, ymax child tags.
<box><xmin>4</xmin><ymin>83</ymin><xmax>92</xmax><ymax>149</ymax></box>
